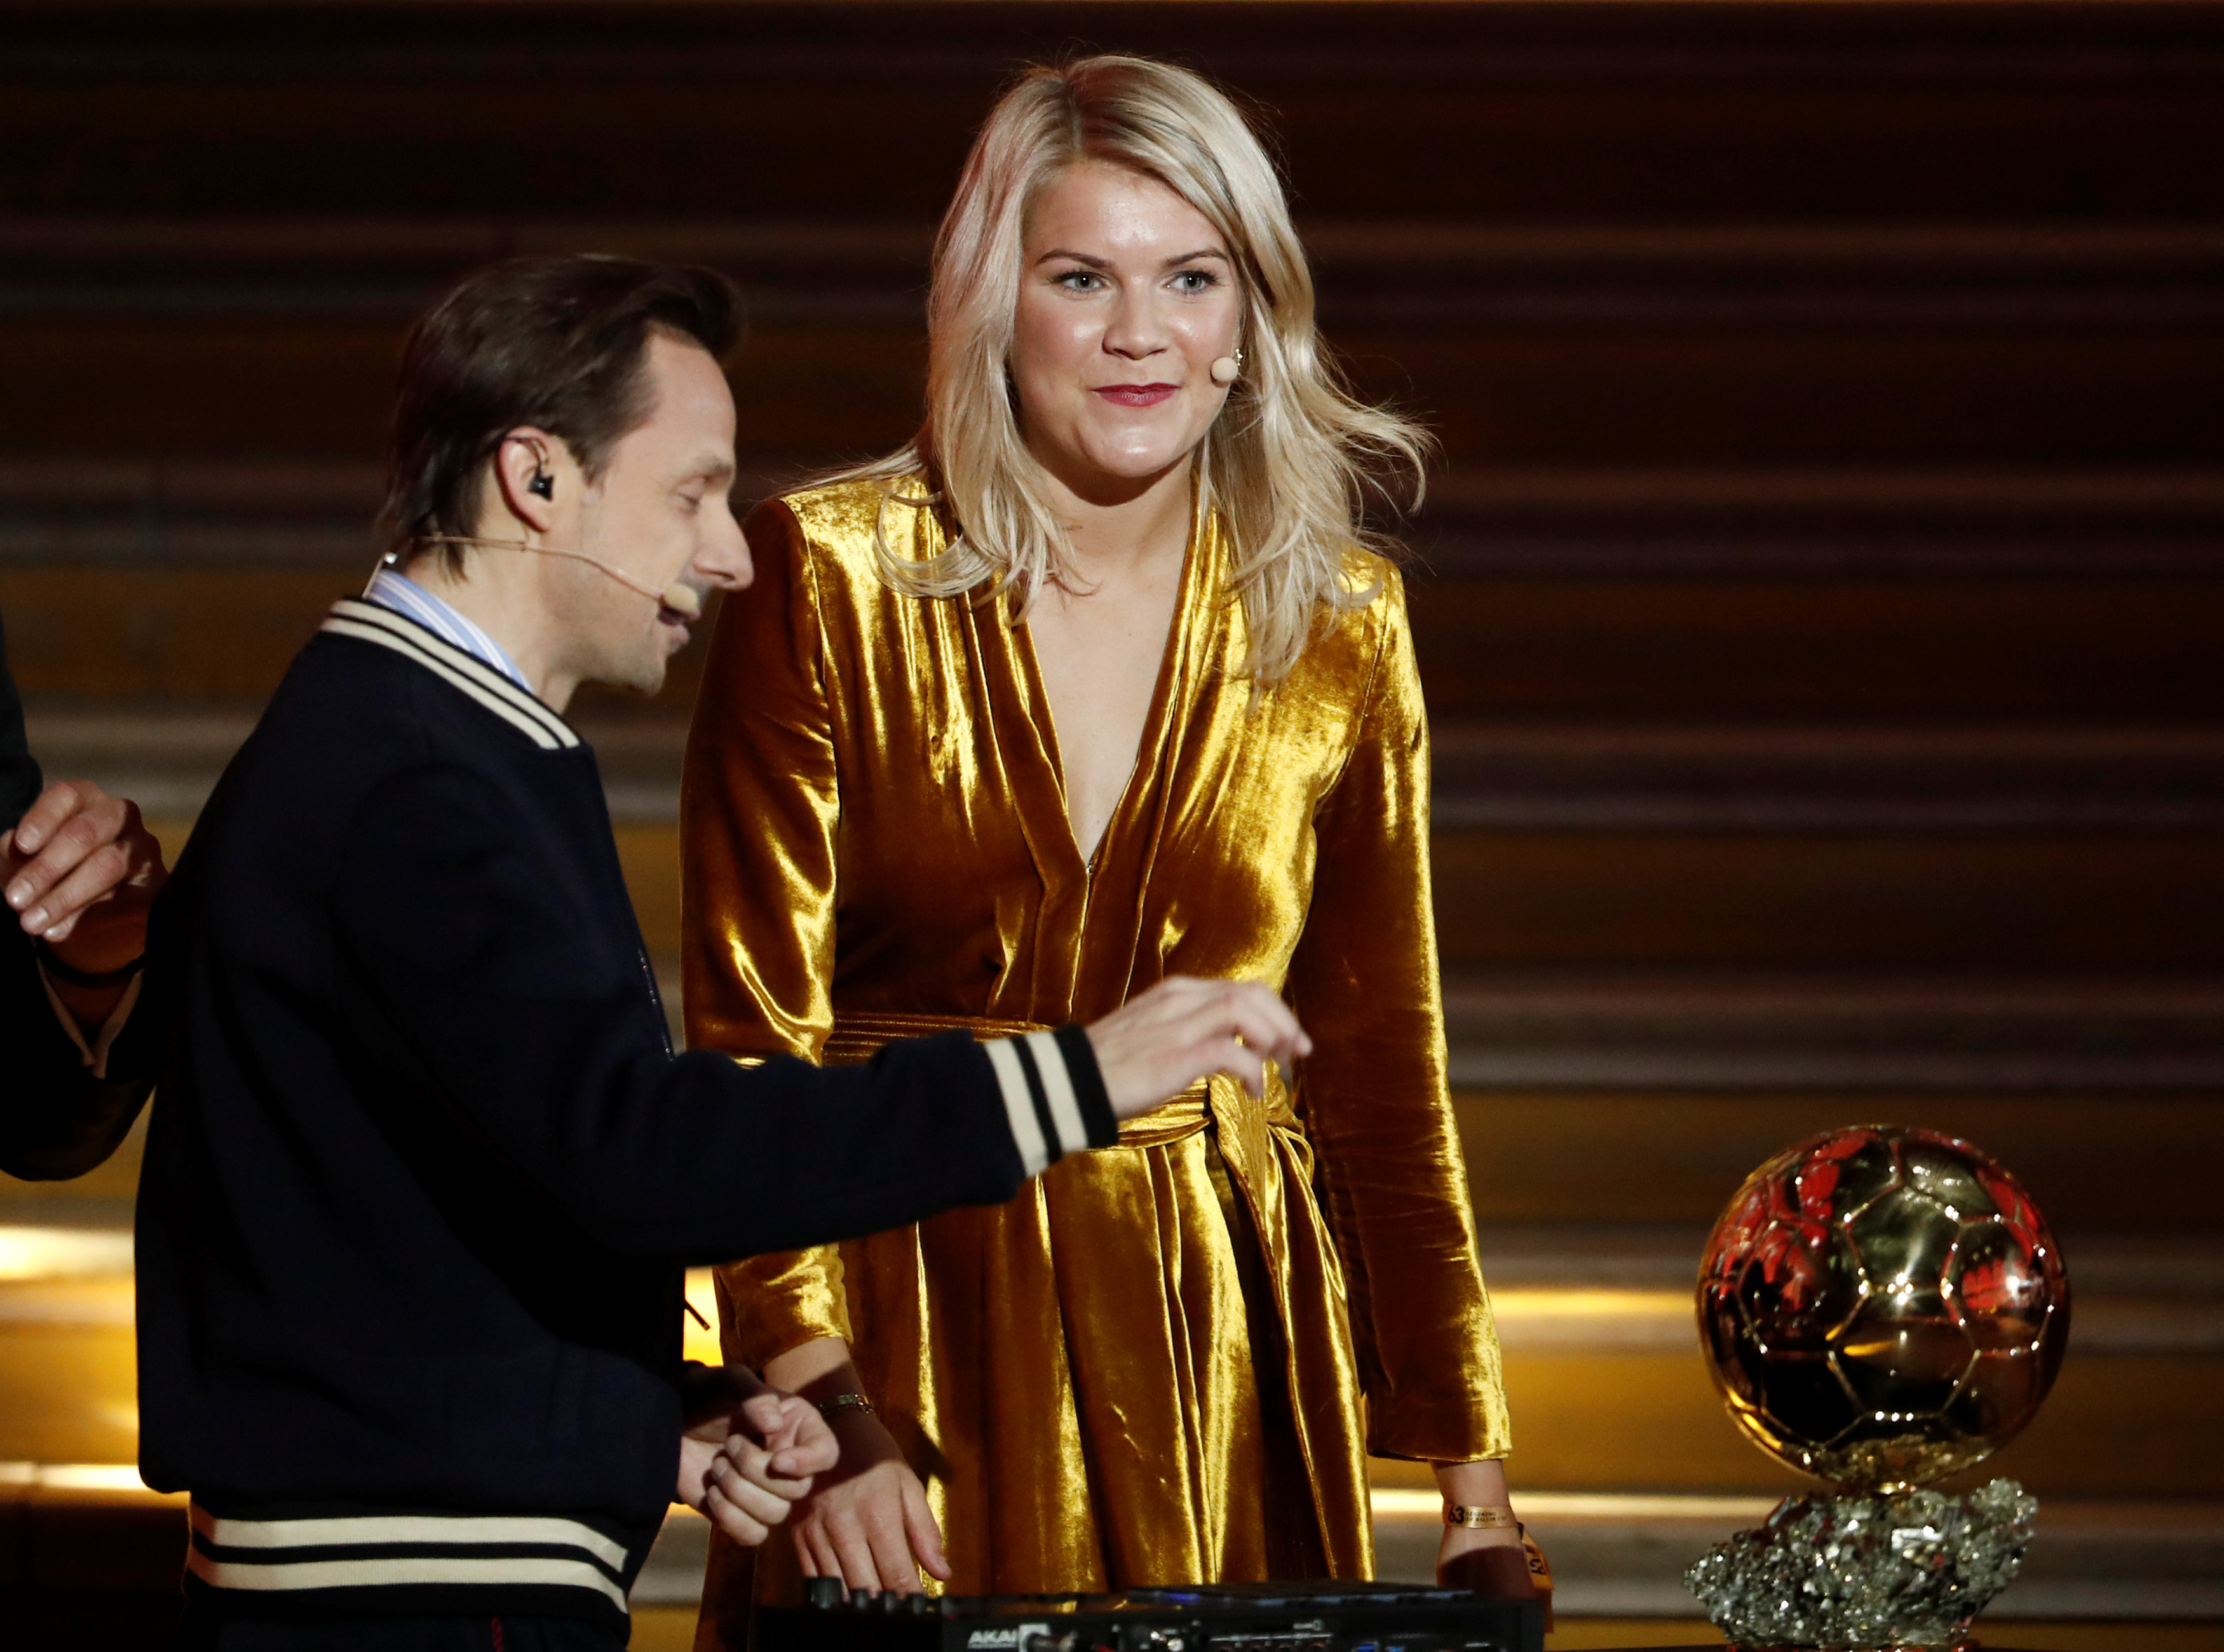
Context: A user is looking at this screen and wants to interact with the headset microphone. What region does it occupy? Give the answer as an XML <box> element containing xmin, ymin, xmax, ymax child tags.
<box><xmin>409</xmin><ymin>535</ymin><xmax>701</xmax><ymax>617</ymax></box>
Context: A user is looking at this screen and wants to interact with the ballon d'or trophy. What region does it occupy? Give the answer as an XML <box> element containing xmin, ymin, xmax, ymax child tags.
<box><xmin>1685</xmin><ymin>1126</ymin><xmax>2071</xmax><ymax>1649</ymax></box>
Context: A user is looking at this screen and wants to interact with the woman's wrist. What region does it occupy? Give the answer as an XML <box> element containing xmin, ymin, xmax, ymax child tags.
<box><xmin>761</xmin><ymin>1336</ymin><xmax>858</xmax><ymax>1400</ymax></box>
<box><xmin>1432</xmin><ymin>1457</ymin><xmax>1513</xmax><ymax>1510</ymax></box>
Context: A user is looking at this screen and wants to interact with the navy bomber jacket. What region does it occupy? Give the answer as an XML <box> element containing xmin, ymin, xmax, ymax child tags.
<box><xmin>136</xmin><ymin>599</ymin><xmax>1115</xmax><ymax>1632</ymax></box>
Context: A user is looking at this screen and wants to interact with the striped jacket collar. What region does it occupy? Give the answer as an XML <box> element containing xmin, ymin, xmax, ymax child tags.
<box><xmin>321</xmin><ymin>598</ymin><xmax>580</xmax><ymax>752</ymax></box>
<box><xmin>363</xmin><ymin>566</ymin><xmax>531</xmax><ymax>691</ymax></box>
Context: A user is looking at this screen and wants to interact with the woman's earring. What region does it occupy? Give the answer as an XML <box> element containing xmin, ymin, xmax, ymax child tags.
<box><xmin>1210</xmin><ymin>349</ymin><xmax>1244</xmax><ymax>386</ymax></box>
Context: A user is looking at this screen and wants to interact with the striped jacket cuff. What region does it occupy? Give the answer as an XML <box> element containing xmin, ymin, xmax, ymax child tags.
<box><xmin>981</xmin><ymin>1026</ymin><xmax>1118</xmax><ymax>1176</ymax></box>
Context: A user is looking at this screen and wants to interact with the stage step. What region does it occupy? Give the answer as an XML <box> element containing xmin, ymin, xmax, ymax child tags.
<box><xmin>8</xmin><ymin>1472</ymin><xmax>2220</xmax><ymax>1649</ymax></box>
<box><xmin>38</xmin><ymin>712</ymin><xmax>2224</xmax><ymax>988</ymax></box>
<box><xmin>12</xmin><ymin>557</ymin><xmax>2224</xmax><ymax>723</ymax></box>
<box><xmin>6</xmin><ymin>3</ymin><xmax>2221</xmax><ymax>224</ymax></box>
<box><xmin>29</xmin><ymin>711</ymin><xmax>2224</xmax><ymax>841</ymax></box>
<box><xmin>13</xmin><ymin>308</ymin><xmax>2224</xmax><ymax>471</ymax></box>
<box><xmin>1461</xmin><ymin>1228</ymin><xmax>2224</xmax><ymax>1499</ymax></box>
<box><xmin>36</xmin><ymin>704</ymin><xmax>2224</xmax><ymax>831</ymax></box>
<box><xmin>1368</xmin><ymin>1492</ymin><xmax>2224</xmax><ymax>1620</ymax></box>
<box><xmin>34</xmin><ymin>712</ymin><xmax>2224</xmax><ymax>1096</ymax></box>
<box><xmin>1458</xmin><ymin>1090</ymin><xmax>2224</xmax><ymax>1233</ymax></box>
<box><xmin>3</xmin><ymin>1217</ymin><xmax>2218</xmax><ymax>1500</ymax></box>
<box><xmin>7</xmin><ymin>456</ymin><xmax>2224</xmax><ymax>577</ymax></box>
<box><xmin>11</xmin><ymin>219</ymin><xmax>2224</xmax><ymax>327</ymax></box>
<box><xmin>631</xmin><ymin>1494</ymin><xmax>2224</xmax><ymax>1622</ymax></box>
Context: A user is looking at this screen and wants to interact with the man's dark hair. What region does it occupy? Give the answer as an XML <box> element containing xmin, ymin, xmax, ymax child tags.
<box><xmin>380</xmin><ymin>255</ymin><xmax>742</xmax><ymax>572</ymax></box>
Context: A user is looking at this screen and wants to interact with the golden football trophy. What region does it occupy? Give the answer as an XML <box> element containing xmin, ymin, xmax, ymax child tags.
<box><xmin>1685</xmin><ymin>1125</ymin><xmax>2071</xmax><ymax>1650</ymax></box>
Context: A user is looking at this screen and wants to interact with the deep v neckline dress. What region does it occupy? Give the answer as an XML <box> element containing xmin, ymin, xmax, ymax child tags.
<box><xmin>680</xmin><ymin>476</ymin><xmax>1509</xmax><ymax>1634</ymax></box>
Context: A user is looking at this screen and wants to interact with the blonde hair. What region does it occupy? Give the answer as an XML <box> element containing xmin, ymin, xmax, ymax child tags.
<box><xmin>833</xmin><ymin>53</ymin><xmax>1432</xmax><ymax>685</ymax></box>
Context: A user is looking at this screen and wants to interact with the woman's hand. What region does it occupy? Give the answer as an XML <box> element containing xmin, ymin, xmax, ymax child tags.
<box><xmin>789</xmin><ymin>1404</ymin><xmax>950</xmax><ymax>1594</ymax></box>
<box><xmin>1086</xmin><ymin>976</ymin><xmax>1312</xmax><ymax>1120</ymax></box>
<box><xmin>761</xmin><ymin>1339</ymin><xmax>950</xmax><ymax>1594</ymax></box>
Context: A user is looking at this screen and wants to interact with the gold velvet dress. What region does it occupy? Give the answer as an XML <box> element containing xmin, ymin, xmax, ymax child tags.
<box><xmin>681</xmin><ymin>477</ymin><xmax>1509</xmax><ymax>1646</ymax></box>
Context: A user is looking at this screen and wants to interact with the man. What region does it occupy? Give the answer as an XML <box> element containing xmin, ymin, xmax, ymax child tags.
<box><xmin>1</xmin><ymin>611</ymin><xmax>168</xmax><ymax>1177</ymax></box>
<box><xmin>140</xmin><ymin>255</ymin><xmax>1307</xmax><ymax>1651</ymax></box>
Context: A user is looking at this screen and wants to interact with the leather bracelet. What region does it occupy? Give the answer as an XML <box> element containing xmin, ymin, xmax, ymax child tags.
<box><xmin>816</xmin><ymin>1392</ymin><xmax>875</xmax><ymax>1421</ymax></box>
<box><xmin>34</xmin><ymin>939</ymin><xmax>145</xmax><ymax>991</ymax></box>
<box><xmin>1445</xmin><ymin>1505</ymin><xmax>1519</xmax><ymax>1529</ymax></box>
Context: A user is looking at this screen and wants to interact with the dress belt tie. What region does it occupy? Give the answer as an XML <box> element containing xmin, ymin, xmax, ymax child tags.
<box><xmin>820</xmin><ymin>1010</ymin><xmax>1298</xmax><ymax>1148</ymax></box>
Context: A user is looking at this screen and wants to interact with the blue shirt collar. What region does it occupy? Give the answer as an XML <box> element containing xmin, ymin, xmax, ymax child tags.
<box><xmin>363</xmin><ymin>566</ymin><xmax>532</xmax><ymax>693</ymax></box>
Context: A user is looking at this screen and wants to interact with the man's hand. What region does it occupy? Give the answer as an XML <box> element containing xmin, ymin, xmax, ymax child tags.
<box><xmin>675</xmin><ymin>1364</ymin><xmax>839</xmax><ymax>1548</ymax></box>
<box><xmin>1085</xmin><ymin>977</ymin><xmax>1312</xmax><ymax>1121</ymax></box>
<box><xmin>4</xmin><ymin>780</ymin><xmax>168</xmax><ymax>1024</ymax></box>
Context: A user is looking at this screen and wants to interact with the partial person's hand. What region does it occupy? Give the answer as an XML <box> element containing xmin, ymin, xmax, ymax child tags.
<box><xmin>3</xmin><ymin>779</ymin><xmax>166</xmax><ymax>968</ymax></box>
<box><xmin>1085</xmin><ymin>976</ymin><xmax>1312</xmax><ymax>1120</ymax></box>
<box><xmin>789</xmin><ymin>1404</ymin><xmax>950</xmax><ymax>1594</ymax></box>
<box><xmin>675</xmin><ymin>1364</ymin><xmax>839</xmax><ymax>1548</ymax></box>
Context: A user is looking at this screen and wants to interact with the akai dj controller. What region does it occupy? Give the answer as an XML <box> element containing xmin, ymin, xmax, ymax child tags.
<box><xmin>756</xmin><ymin>1580</ymin><xmax>1545</xmax><ymax>1652</ymax></box>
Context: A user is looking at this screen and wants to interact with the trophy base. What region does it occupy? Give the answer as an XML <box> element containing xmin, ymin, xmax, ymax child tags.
<box><xmin>1683</xmin><ymin>1477</ymin><xmax>2040</xmax><ymax>1651</ymax></box>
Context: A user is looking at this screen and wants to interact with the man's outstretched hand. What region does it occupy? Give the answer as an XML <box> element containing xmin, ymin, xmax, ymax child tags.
<box><xmin>677</xmin><ymin>1364</ymin><xmax>840</xmax><ymax>1548</ymax></box>
<box><xmin>1085</xmin><ymin>977</ymin><xmax>1313</xmax><ymax>1121</ymax></box>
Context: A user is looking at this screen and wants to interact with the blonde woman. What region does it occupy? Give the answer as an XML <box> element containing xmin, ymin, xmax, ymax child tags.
<box><xmin>682</xmin><ymin>55</ymin><xmax>1518</xmax><ymax>1639</ymax></box>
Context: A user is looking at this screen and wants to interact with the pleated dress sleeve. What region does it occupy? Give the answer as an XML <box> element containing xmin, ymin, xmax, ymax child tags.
<box><xmin>681</xmin><ymin>498</ymin><xmax>853</xmax><ymax>1366</ymax></box>
<box><xmin>1285</xmin><ymin>565</ymin><xmax>1513</xmax><ymax>1465</ymax></box>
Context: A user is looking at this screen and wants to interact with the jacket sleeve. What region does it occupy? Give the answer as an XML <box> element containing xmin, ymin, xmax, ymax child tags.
<box><xmin>0</xmin><ymin>612</ymin><xmax>42</xmax><ymax>827</ymax></box>
<box><xmin>328</xmin><ymin>757</ymin><xmax>1113</xmax><ymax>1268</ymax></box>
<box><xmin>679</xmin><ymin>499</ymin><xmax>855</xmax><ymax>1364</ymax></box>
<box><xmin>0</xmin><ymin>918</ymin><xmax>154</xmax><ymax>1180</ymax></box>
<box><xmin>0</xmin><ymin>615</ymin><xmax>154</xmax><ymax>1181</ymax></box>
<box><xmin>1284</xmin><ymin>572</ymin><xmax>1512</xmax><ymax>1464</ymax></box>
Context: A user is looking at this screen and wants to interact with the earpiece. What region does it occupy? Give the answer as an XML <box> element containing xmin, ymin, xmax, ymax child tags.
<box><xmin>1209</xmin><ymin>356</ymin><xmax>1241</xmax><ymax>386</ymax></box>
<box><xmin>527</xmin><ymin>471</ymin><xmax>555</xmax><ymax>500</ymax></box>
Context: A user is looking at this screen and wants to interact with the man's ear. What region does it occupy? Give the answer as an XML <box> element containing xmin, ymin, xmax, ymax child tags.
<box><xmin>489</xmin><ymin>427</ymin><xmax>566</xmax><ymax>537</ymax></box>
